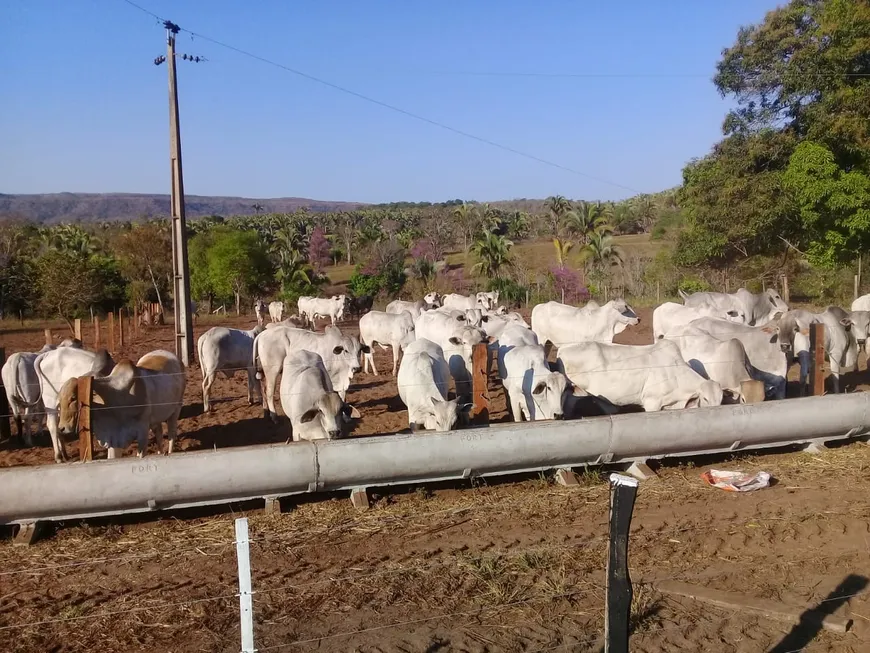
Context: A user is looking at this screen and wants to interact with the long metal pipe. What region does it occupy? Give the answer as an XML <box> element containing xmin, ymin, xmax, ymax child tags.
<box><xmin>1</xmin><ymin>393</ymin><xmax>868</xmax><ymax>524</ymax></box>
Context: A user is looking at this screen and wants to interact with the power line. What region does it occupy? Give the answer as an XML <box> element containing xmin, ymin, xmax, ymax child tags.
<box><xmin>118</xmin><ymin>0</ymin><xmax>642</xmax><ymax>195</ymax></box>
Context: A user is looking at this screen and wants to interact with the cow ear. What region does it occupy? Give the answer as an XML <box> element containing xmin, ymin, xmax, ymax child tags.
<box><xmin>840</xmin><ymin>317</ymin><xmax>852</xmax><ymax>327</ymax></box>
<box><xmin>448</xmin><ymin>337</ymin><xmax>462</xmax><ymax>345</ymax></box>
<box><xmin>532</xmin><ymin>381</ymin><xmax>547</xmax><ymax>396</ymax></box>
<box><xmin>300</xmin><ymin>409</ymin><xmax>319</xmax><ymax>423</ymax></box>
<box><xmin>332</xmin><ymin>346</ymin><xmax>345</xmax><ymax>355</ymax></box>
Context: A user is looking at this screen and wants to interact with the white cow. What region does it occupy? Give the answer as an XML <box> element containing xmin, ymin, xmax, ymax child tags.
<box><xmin>653</xmin><ymin>302</ymin><xmax>746</xmax><ymax>341</ymax></box>
<box><xmin>531</xmin><ymin>299</ymin><xmax>639</xmax><ymax>349</ymax></box>
<box><xmin>852</xmin><ymin>294</ymin><xmax>870</xmax><ymax>312</ymax></box>
<box><xmin>477</xmin><ymin>291</ymin><xmax>500</xmax><ymax>311</ymax></box>
<box><xmin>253</xmin><ymin>325</ymin><xmax>368</xmax><ymax>421</ymax></box>
<box><xmin>33</xmin><ymin>348</ymin><xmax>116</xmax><ymax>462</ymax></box>
<box><xmin>423</xmin><ymin>292</ymin><xmax>442</xmax><ymax>308</ymax></box>
<box><xmin>779</xmin><ymin>307</ymin><xmax>858</xmax><ymax>394</ymax></box>
<box><xmin>479</xmin><ymin>311</ymin><xmax>530</xmax><ymax>340</ymax></box>
<box><xmin>499</xmin><ymin>344</ymin><xmax>574</xmax><ymax>422</ymax></box>
<box><xmin>254</xmin><ymin>299</ymin><xmax>268</xmax><ymax>326</ymax></box>
<box><xmin>680</xmin><ymin>288</ymin><xmax>788</xmax><ymax>327</ymax></box>
<box><xmin>265</xmin><ymin>315</ymin><xmax>307</xmax><ymax>329</ymax></box>
<box><xmin>557</xmin><ymin>340</ymin><xmax>723</xmax><ymax>412</ymax></box>
<box><xmin>670</xmin><ymin>317</ymin><xmax>788</xmax><ymax>399</ymax></box>
<box><xmin>386</xmin><ymin>299</ymin><xmax>429</xmax><ymax>320</ymax></box>
<box><xmin>1</xmin><ymin>339</ymin><xmax>81</xmax><ymax>446</ymax></box>
<box><xmin>442</xmin><ymin>293</ymin><xmax>489</xmax><ymax>312</ymax></box>
<box><xmin>397</xmin><ymin>338</ymin><xmax>472</xmax><ymax>432</ymax></box>
<box><xmin>431</xmin><ymin>306</ymin><xmax>483</xmax><ymax>328</ymax></box>
<box><xmin>414</xmin><ymin>311</ymin><xmax>489</xmax><ymax>400</ymax></box>
<box><xmin>848</xmin><ymin>310</ymin><xmax>870</xmax><ymax>365</ymax></box>
<box><xmin>57</xmin><ymin>350</ymin><xmax>186</xmax><ymax>458</ymax></box>
<box><xmin>280</xmin><ymin>350</ymin><xmax>358</xmax><ymax>441</ymax></box>
<box><xmin>269</xmin><ymin>301</ymin><xmax>285</xmax><ymax>323</ymax></box>
<box><xmin>358</xmin><ymin>310</ymin><xmax>416</xmax><ymax>376</ymax></box>
<box><xmin>663</xmin><ymin>333</ymin><xmax>753</xmax><ymax>401</ymax></box>
<box><xmin>197</xmin><ymin>324</ymin><xmax>265</xmax><ymax>412</ymax></box>
<box><xmin>298</xmin><ymin>295</ymin><xmax>347</xmax><ymax>326</ymax></box>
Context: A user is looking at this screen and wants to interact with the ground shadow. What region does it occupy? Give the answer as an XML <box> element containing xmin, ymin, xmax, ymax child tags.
<box><xmin>187</xmin><ymin>415</ymin><xmax>287</xmax><ymax>450</ymax></box>
<box><xmin>768</xmin><ymin>574</ymin><xmax>867</xmax><ymax>653</ymax></box>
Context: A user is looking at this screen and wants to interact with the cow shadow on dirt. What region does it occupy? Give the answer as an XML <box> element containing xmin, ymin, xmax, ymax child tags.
<box><xmin>184</xmin><ymin>416</ymin><xmax>288</xmax><ymax>451</ymax></box>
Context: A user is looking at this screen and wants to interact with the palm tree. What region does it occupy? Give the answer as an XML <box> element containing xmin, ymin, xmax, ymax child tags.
<box><xmin>632</xmin><ymin>195</ymin><xmax>656</xmax><ymax>231</ymax></box>
<box><xmin>564</xmin><ymin>201</ymin><xmax>610</xmax><ymax>245</ymax></box>
<box><xmin>506</xmin><ymin>211</ymin><xmax>530</xmax><ymax>240</ymax></box>
<box><xmin>579</xmin><ymin>232</ymin><xmax>624</xmax><ymax>271</ymax></box>
<box><xmin>471</xmin><ymin>232</ymin><xmax>513</xmax><ymax>279</ymax></box>
<box><xmin>452</xmin><ymin>202</ymin><xmax>481</xmax><ymax>255</ymax></box>
<box><xmin>544</xmin><ymin>195</ymin><xmax>572</xmax><ymax>236</ymax></box>
<box><xmin>552</xmin><ymin>238</ymin><xmax>574</xmax><ymax>268</ymax></box>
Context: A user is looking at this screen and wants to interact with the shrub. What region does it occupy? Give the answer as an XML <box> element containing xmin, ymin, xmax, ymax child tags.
<box><xmin>348</xmin><ymin>269</ymin><xmax>383</xmax><ymax>298</ymax></box>
<box><xmin>677</xmin><ymin>276</ymin><xmax>712</xmax><ymax>294</ymax></box>
<box><xmin>549</xmin><ymin>266</ymin><xmax>589</xmax><ymax>304</ymax></box>
<box><xmin>488</xmin><ymin>277</ymin><xmax>528</xmax><ymax>307</ymax></box>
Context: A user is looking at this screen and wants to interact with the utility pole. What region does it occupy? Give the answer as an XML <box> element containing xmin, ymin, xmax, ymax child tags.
<box><xmin>158</xmin><ymin>20</ymin><xmax>195</xmax><ymax>366</ymax></box>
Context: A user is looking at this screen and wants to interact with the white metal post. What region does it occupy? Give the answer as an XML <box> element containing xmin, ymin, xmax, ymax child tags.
<box><xmin>235</xmin><ymin>517</ymin><xmax>256</xmax><ymax>653</ymax></box>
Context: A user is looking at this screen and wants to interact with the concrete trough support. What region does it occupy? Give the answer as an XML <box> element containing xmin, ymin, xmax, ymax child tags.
<box><xmin>1</xmin><ymin>393</ymin><xmax>869</xmax><ymax>525</ymax></box>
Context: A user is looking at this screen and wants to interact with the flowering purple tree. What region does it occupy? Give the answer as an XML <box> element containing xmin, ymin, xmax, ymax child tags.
<box><xmin>550</xmin><ymin>266</ymin><xmax>589</xmax><ymax>304</ymax></box>
<box><xmin>307</xmin><ymin>227</ymin><xmax>331</xmax><ymax>273</ymax></box>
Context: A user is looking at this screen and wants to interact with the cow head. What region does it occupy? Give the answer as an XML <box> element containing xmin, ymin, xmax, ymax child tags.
<box><xmin>464</xmin><ymin>309</ymin><xmax>484</xmax><ymax>328</ymax></box>
<box><xmin>683</xmin><ymin>380</ymin><xmax>723</xmax><ymax>409</ymax></box>
<box><xmin>59</xmin><ymin>337</ymin><xmax>84</xmax><ymax>349</ymax></box>
<box><xmin>765</xmin><ymin>289</ymin><xmax>789</xmax><ymax>313</ymax></box>
<box><xmin>723</xmin><ymin>309</ymin><xmax>746</xmax><ymax>324</ymax></box>
<box><xmin>610</xmin><ymin>299</ymin><xmax>640</xmax><ymax>326</ymax></box>
<box><xmin>299</xmin><ymin>391</ymin><xmax>348</xmax><ymax>439</ymax></box>
<box><xmin>849</xmin><ymin>310</ymin><xmax>870</xmax><ymax>350</ymax></box>
<box><xmin>530</xmin><ymin>372</ymin><xmax>576</xmax><ymax>420</ymax></box>
<box><xmin>56</xmin><ymin>351</ymin><xmax>120</xmax><ymax>436</ymax></box>
<box><xmin>414</xmin><ymin>396</ymin><xmax>473</xmax><ymax>433</ymax></box>
<box><xmin>423</xmin><ymin>291</ymin><xmax>442</xmax><ymax>308</ymax></box>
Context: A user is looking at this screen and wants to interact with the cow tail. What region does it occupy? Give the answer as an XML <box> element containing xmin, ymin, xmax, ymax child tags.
<box><xmin>15</xmin><ymin>355</ymin><xmax>44</xmax><ymax>409</ymax></box>
<box><xmin>678</xmin><ymin>289</ymin><xmax>689</xmax><ymax>301</ymax></box>
<box><xmin>253</xmin><ymin>334</ymin><xmax>263</xmax><ymax>380</ymax></box>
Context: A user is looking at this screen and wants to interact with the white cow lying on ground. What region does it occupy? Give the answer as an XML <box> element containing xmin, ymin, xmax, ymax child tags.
<box><xmin>265</xmin><ymin>315</ymin><xmax>306</xmax><ymax>329</ymax></box>
<box><xmin>680</xmin><ymin>288</ymin><xmax>788</xmax><ymax>326</ymax></box>
<box><xmin>532</xmin><ymin>299</ymin><xmax>639</xmax><ymax>349</ymax></box>
<box><xmin>397</xmin><ymin>338</ymin><xmax>472</xmax><ymax>432</ymax></box>
<box><xmin>359</xmin><ymin>310</ymin><xmax>416</xmax><ymax>375</ymax></box>
<box><xmin>653</xmin><ymin>301</ymin><xmax>746</xmax><ymax>340</ymax></box>
<box><xmin>2</xmin><ymin>339</ymin><xmax>82</xmax><ymax>446</ymax></box>
<box><xmin>269</xmin><ymin>301</ymin><xmax>285</xmax><ymax>323</ymax></box>
<box><xmin>33</xmin><ymin>347</ymin><xmax>116</xmax><ymax>462</ymax></box>
<box><xmin>557</xmin><ymin>340</ymin><xmax>723</xmax><ymax>412</ymax></box>
<box><xmin>499</xmin><ymin>343</ymin><xmax>575</xmax><ymax>422</ymax></box>
<box><xmin>298</xmin><ymin>295</ymin><xmax>347</xmax><ymax>326</ymax></box>
<box><xmin>57</xmin><ymin>350</ymin><xmax>186</xmax><ymax>458</ymax></box>
<box><xmin>414</xmin><ymin>311</ymin><xmax>489</xmax><ymax>401</ymax></box>
<box><xmin>253</xmin><ymin>325</ymin><xmax>368</xmax><ymax>421</ymax></box>
<box><xmin>280</xmin><ymin>350</ymin><xmax>359</xmax><ymax>441</ymax></box>
<box><xmin>779</xmin><ymin>307</ymin><xmax>858</xmax><ymax>394</ymax></box>
<box><xmin>669</xmin><ymin>316</ymin><xmax>788</xmax><ymax>399</ymax></box>
<box><xmin>197</xmin><ymin>324</ymin><xmax>265</xmax><ymax>412</ymax></box>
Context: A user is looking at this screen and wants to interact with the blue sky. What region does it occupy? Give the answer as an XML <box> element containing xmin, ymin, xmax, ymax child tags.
<box><xmin>0</xmin><ymin>0</ymin><xmax>777</xmax><ymax>203</ymax></box>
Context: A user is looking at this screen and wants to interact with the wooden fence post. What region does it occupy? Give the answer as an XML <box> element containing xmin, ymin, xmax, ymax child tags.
<box><xmin>77</xmin><ymin>376</ymin><xmax>94</xmax><ymax>462</ymax></box>
<box><xmin>605</xmin><ymin>473</ymin><xmax>639</xmax><ymax>653</ymax></box>
<box><xmin>108</xmin><ymin>312</ymin><xmax>115</xmax><ymax>352</ymax></box>
<box><xmin>133</xmin><ymin>305</ymin><xmax>139</xmax><ymax>336</ymax></box>
<box><xmin>810</xmin><ymin>323</ymin><xmax>825</xmax><ymax>396</ymax></box>
<box><xmin>0</xmin><ymin>348</ymin><xmax>11</xmax><ymax>442</ymax></box>
<box><xmin>93</xmin><ymin>316</ymin><xmax>101</xmax><ymax>349</ymax></box>
<box><xmin>855</xmin><ymin>275</ymin><xmax>859</xmax><ymax>301</ymax></box>
<box><xmin>781</xmin><ymin>275</ymin><xmax>790</xmax><ymax>303</ymax></box>
<box><xmin>119</xmin><ymin>309</ymin><xmax>125</xmax><ymax>348</ymax></box>
<box><xmin>74</xmin><ymin>318</ymin><xmax>82</xmax><ymax>341</ymax></box>
<box><xmin>471</xmin><ymin>342</ymin><xmax>490</xmax><ymax>424</ymax></box>
<box><xmin>44</xmin><ymin>328</ymin><xmax>52</xmax><ymax>346</ymax></box>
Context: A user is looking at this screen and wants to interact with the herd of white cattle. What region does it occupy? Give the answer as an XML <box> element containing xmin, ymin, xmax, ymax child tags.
<box><xmin>5</xmin><ymin>288</ymin><xmax>870</xmax><ymax>463</ymax></box>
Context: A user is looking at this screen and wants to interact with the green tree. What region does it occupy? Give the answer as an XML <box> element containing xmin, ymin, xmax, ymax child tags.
<box><xmin>544</xmin><ymin>195</ymin><xmax>572</xmax><ymax>237</ymax></box>
<box><xmin>35</xmin><ymin>250</ymin><xmax>101</xmax><ymax>330</ymax></box>
<box><xmin>552</xmin><ymin>238</ymin><xmax>574</xmax><ymax>268</ymax></box>
<box><xmin>452</xmin><ymin>202</ymin><xmax>482</xmax><ymax>255</ymax></box>
<box><xmin>114</xmin><ymin>222</ymin><xmax>172</xmax><ymax>314</ymax></box>
<box><xmin>784</xmin><ymin>140</ymin><xmax>870</xmax><ymax>267</ymax></box>
<box><xmin>579</xmin><ymin>232</ymin><xmax>624</xmax><ymax>272</ymax></box>
<box><xmin>206</xmin><ymin>229</ymin><xmax>272</xmax><ymax>315</ymax></box>
<box><xmin>564</xmin><ymin>201</ymin><xmax>610</xmax><ymax>245</ymax></box>
<box><xmin>471</xmin><ymin>232</ymin><xmax>513</xmax><ymax>279</ymax></box>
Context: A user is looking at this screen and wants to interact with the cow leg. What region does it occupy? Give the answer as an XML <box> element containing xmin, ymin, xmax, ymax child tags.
<box><xmin>246</xmin><ymin>368</ymin><xmax>261</xmax><ymax>405</ymax></box>
<box><xmin>152</xmin><ymin>422</ymin><xmax>164</xmax><ymax>455</ymax></box>
<box><xmin>366</xmin><ymin>349</ymin><xmax>379</xmax><ymax>376</ymax></box>
<box><xmin>136</xmin><ymin>428</ymin><xmax>149</xmax><ymax>458</ymax></box>
<box><xmin>107</xmin><ymin>447</ymin><xmax>121</xmax><ymax>460</ymax></box>
<box><xmin>262</xmin><ymin>365</ymin><xmax>281</xmax><ymax>423</ymax></box>
<box><xmin>509</xmin><ymin>391</ymin><xmax>525</xmax><ymax>423</ymax></box>
<box><xmin>14</xmin><ymin>415</ymin><xmax>24</xmax><ymax>442</ymax></box>
<box><xmin>46</xmin><ymin>413</ymin><xmax>67</xmax><ymax>463</ymax></box>
<box><xmin>166</xmin><ymin>414</ymin><xmax>179</xmax><ymax>454</ymax></box>
<box><xmin>391</xmin><ymin>344</ymin><xmax>400</xmax><ymax>377</ymax></box>
<box><xmin>23</xmin><ymin>414</ymin><xmax>35</xmax><ymax>448</ymax></box>
<box><xmin>202</xmin><ymin>370</ymin><xmax>216</xmax><ymax>412</ymax></box>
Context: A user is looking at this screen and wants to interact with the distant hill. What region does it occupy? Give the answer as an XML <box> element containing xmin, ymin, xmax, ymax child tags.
<box><xmin>0</xmin><ymin>193</ymin><xmax>367</xmax><ymax>224</ymax></box>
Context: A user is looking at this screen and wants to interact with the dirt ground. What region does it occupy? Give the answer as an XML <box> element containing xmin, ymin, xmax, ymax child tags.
<box><xmin>1</xmin><ymin>308</ymin><xmax>870</xmax><ymax>651</ymax></box>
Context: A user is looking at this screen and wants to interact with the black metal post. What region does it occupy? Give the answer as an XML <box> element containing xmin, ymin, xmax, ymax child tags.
<box><xmin>605</xmin><ymin>473</ymin><xmax>639</xmax><ymax>653</ymax></box>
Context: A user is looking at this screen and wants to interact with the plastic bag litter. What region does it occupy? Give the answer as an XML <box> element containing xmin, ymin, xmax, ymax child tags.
<box><xmin>700</xmin><ymin>469</ymin><xmax>771</xmax><ymax>492</ymax></box>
